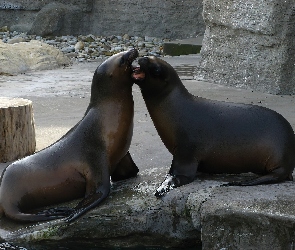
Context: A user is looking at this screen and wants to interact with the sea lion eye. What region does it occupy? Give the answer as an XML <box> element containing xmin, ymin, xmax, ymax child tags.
<box><xmin>152</xmin><ymin>66</ymin><xmax>161</xmax><ymax>76</ymax></box>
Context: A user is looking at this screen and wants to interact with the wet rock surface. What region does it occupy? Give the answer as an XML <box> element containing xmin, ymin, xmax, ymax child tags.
<box><xmin>0</xmin><ymin>172</ymin><xmax>241</xmax><ymax>249</ymax></box>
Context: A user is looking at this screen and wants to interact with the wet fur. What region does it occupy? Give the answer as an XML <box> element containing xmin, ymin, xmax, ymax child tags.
<box><xmin>134</xmin><ymin>56</ymin><xmax>295</xmax><ymax>197</ymax></box>
<box><xmin>0</xmin><ymin>50</ymin><xmax>139</xmax><ymax>222</ymax></box>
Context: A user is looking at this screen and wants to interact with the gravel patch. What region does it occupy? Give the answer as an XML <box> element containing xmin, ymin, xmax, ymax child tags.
<box><xmin>1</xmin><ymin>31</ymin><xmax>169</xmax><ymax>62</ymax></box>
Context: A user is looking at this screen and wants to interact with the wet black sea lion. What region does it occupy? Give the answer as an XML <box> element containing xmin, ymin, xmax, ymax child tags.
<box><xmin>132</xmin><ymin>56</ymin><xmax>295</xmax><ymax>197</ymax></box>
<box><xmin>0</xmin><ymin>49</ymin><xmax>139</xmax><ymax>222</ymax></box>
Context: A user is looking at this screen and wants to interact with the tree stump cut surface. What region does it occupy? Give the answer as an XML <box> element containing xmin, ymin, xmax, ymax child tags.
<box><xmin>0</xmin><ymin>97</ymin><xmax>36</xmax><ymax>163</ymax></box>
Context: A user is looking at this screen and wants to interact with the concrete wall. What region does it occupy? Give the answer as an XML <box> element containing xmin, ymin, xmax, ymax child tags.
<box><xmin>195</xmin><ymin>0</ymin><xmax>295</xmax><ymax>95</ymax></box>
<box><xmin>0</xmin><ymin>0</ymin><xmax>205</xmax><ymax>39</ymax></box>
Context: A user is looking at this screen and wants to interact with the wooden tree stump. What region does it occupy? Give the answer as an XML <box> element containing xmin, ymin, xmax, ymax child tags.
<box><xmin>0</xmin><ymin>97</ymin><xmax>36</xmax><ymax>163</ymax></box>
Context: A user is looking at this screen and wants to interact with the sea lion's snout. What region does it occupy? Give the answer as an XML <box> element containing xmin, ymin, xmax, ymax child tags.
<box><xmin>132</xmin><ymin>57</ymin><xmax>147</xmax><ymax>81</ymax></box>
<box><xmin>132</xmin><ymin>66</ymin><xmax>145</xmax><ymax>81</ymax></box>
<box><xmin>124</xmin><ymin>48</ymin><xmax>139</xmax><ymax>65</ymax></box>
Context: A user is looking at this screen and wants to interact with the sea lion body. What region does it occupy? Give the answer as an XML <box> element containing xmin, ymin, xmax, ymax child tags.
<box><xmin>132</xmin><ymin>56</ymin><xmax>295</xmax><ymax>196</ymax></box>
<box><xmin>0</xmin><ymin>49</ymin><xmax>139</xmax><ymax>222</ymax></box>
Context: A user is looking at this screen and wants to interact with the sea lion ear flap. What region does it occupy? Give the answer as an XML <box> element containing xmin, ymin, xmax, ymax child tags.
<box><xmin>119</xmin><ymin>56</ymin><xmax>126</xmax><ymax>66</ymax></box>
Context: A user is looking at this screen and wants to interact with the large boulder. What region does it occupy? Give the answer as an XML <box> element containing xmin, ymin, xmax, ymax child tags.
<box><xmin>1</xmin><ymin>168</ymin><xmax>295</xmax><ymax>250</ymax></box>
<box><xmin>28</xmin><ymin>2</ymin><xmax>84</xmax><ymax>37</ymax></box>
<box><xmin>0</xmin><ymin>40</ymin><xmax>70</xmax><ymax>74</ymax></box>
<box><xmin>195</xmin><ymin>0</ymin><xmax>295</xmax><ymax>95</ymax></box>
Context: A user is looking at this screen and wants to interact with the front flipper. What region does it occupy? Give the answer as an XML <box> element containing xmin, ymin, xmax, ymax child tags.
<box><xmin>155</xmin><ymin>174</ymin><xmax>192</xmax><ymax>197</ymax></box>
<box><xmin>111</xmin><ymin>151</ymin><xmax>139</xmax><ymax>182</ymax></box>
<box><xmin>155</xmin><ymin>150</ymin><xmax>197</xmax><ymax>197</ymax></box>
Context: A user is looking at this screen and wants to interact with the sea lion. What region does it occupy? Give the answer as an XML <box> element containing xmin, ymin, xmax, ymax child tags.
<box><xmin>0</xmin><ymin>49</ymin><xmax>139</xmax><ymax>222</ymax></box>
<box><xmin>132</xmin><ymin>56</ymin><xmax>295</xmax><ymax>197</ymax></box>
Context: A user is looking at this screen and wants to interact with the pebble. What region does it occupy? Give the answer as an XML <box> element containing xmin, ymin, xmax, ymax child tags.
<box><xmin>61</xmin><ymin>45</ymin><xmax>75</xmax><ymax>53</ymax></box>
<box><xmin>74</xmin><ymin>41</ymin><xmax>85</xmax><ymax>51</ymax></box>
<box><xmin>0</xmin><ymin>31</ymin><xmax>168</xmax><ymax>62</ymax></box>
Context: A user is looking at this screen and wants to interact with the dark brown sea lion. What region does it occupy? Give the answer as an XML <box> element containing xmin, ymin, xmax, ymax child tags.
<box><xmin>0</xmin><ymin>49</ymin><xmax>139</xmax><ymax>222</ymax></box>
<box><xmin>132</xmin><ymin>56</ymin><xmax>295</xmax><ymax>197</ymax></box>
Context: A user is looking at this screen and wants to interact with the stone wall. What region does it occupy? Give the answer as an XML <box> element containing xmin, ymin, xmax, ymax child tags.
<box><xmin>195</xmin><ymin>0</ymin><xmax>295</xmax><ymax>95</ymax></box>
<box><xmin>0</xmin><ymin>0</ymin><xmax>205</xmax><ymax>39</ymax></box>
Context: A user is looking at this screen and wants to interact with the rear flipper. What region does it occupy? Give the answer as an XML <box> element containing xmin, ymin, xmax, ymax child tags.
<box><xmin>64</xmin><ymin>184</ymin><xmax>110</xmax><ymax>223</ymax></box>
<box><xmin>155</xmin><ymin>174</ymin><xmax>193</xmax><ymax>197</ymax></box>
<box><xmin>5</xmin><ymin>210</ymin><xmax>67</xmax><ymax>222</ymax></box>
<box><xmin>223</xmin><ymin>168</ymin><xmax>293</xmax><ymax>186</ymax></box>
<box><xmin>36</xmin><ymin>207</ymin><xmax>74</xmax><ymax>217</ymax></box>
<box><xmin>111</xmin><ymin>151</ymin><xmax>139</xmax><ymax>182</ymax></box>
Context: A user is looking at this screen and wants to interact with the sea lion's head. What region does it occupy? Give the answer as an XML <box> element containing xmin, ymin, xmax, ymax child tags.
<box><xmin>91</xmin><ymin>49</ymin><xmax>139</xmax><ymax>96</ymax></box>
<box><xmin>132</xmin><ymin>56</ymin><xmax>180</xmax><ymax>95</ymax></box>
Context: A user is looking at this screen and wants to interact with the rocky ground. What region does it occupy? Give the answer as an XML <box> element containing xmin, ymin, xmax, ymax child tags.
<box><xmin>0</xmin><ymin>30</ymin><xmax>168</xmax><ymax>62</ymax></box>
